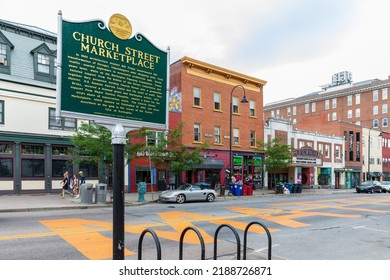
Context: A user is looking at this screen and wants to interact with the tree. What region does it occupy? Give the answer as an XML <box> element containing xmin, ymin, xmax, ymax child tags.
<box><xmin>129</xmin><ymin>123</ymin><xmax>208</xmax><ymax>187</ymax></box>
<box><xmin>254</xmin><ymin>138</ymin><xmax>292</xmax><ymax>189</ymax></box>
<box><xmin>70</xmin><ymin>122</ymin><xmax>113</xmax><ymax>164</ymax></box>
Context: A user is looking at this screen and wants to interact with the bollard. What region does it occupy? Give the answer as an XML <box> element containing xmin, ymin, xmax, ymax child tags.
<box><xmin>137</xmin><ymin>182</ymin><xmax>146</xmax><ymax>202</ymax></box>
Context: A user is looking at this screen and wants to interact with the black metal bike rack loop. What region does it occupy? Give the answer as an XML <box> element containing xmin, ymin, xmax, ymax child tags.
<box><xmin>138</xmin><ymin>228</ymin><xmax>162</xmax><ymax>260</ymax></box>
<box><xmin>243</xmin><ymin>221</ymin><xmax>272</xmax><ymax>260</ymax></box>
<box><xmin>213</xmin><ymin>224</ymin><xmax>241</xmax><ymax>260</ymax></box>
<box><xmin>179</xmin><ymin>226</ymin><xmax>206</xmax><ymax>260</ymax></box>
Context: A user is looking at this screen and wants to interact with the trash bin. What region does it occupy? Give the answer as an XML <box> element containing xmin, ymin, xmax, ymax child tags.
<box><xmin>284</xmin><ymin>183</ymin><xmax>293</xmax><ymax>193</ymax></box>
<box><xmin>95</xmin><ymin>183</ymin><xmax>107</xmax><ymax>204</ymax></box>
<box><xmin>80</xmin><ymin>183</ymin><xmax>93</xmax><ymax>204</ymax></box>
<box><xmin>276</xmin><ymin>183</ymin><xmax>284</xmax><ymax>194</ymax></box>
<box><xmin>137</xmin><ymin>182</ymin><xmax>146</xmax><ymax>202</ymax></box>
<box><xmin>236</xmin><ymin>184</ymin><xmax>243</xmax><ymax>196</ymax></box>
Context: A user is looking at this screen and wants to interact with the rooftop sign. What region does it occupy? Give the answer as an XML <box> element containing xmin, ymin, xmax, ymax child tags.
<box><xmin>57</xmin><ymin>13</ymin><xmax>168</xmax><ymax>129</ymax></box>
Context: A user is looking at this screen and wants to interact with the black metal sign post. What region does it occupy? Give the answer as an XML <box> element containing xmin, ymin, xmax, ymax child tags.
<box><xmin>111</xmin><ymin>124</ymin><xmax>126</xmax><ymax>260</ymax></box>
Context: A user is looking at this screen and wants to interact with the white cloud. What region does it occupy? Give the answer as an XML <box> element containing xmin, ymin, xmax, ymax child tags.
<box><xmin>3</xmin><ymin>0</ymin><xmax>390</xmax><ymax>104</ymax></box>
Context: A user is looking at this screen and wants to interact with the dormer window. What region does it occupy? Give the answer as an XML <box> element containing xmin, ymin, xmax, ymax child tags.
<box><xmin>30</xmin><ymin>43</ymin><xmax>56</xmax><ymax>83</ymax></box>
<box><xmin>0</xmin><ymin>31</ymin><xmax>14</xmax><ymax>75</ymax></box>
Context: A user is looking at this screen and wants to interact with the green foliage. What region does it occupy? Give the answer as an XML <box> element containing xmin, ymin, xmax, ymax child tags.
<box><xmin>70</xmin><ymin>122</ymin><xmax>113</xmax><ymax>164</ymax></box>
<box><xmin>129</xmin><ymin>123</ymin><xmax>208</xmax><ymax>175</ymax></box>
<box><xmin>255</xmin><ymin>138</ymin><xmax>292</xmax><ymax>172</ymax></box>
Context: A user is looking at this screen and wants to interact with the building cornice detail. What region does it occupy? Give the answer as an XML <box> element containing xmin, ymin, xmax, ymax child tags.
<box><xmin>181</xmin><ymin>56</ymin><xmax>267</xmax><ymax>90</ymax></box>
<box><xmin>264</xmin><ymin>81</ymin><xmax>390</xmax><ymax>111</ymax></box>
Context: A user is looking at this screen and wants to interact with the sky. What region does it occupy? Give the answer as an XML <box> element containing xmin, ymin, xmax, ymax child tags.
<box><xmin>3</xmin><ymin>0</ymin><xmax>390</xmax><ymax>104</ymax></box>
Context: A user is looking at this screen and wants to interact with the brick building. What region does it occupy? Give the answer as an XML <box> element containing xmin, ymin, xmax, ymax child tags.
<box><xmin>168</xmin><ymin>57</ymin><xmax>267</xmax><ymax>187</ymax></box>
<box><xmin>264</xmin><ymin>72</ymin><xmax>390</xmax><ymax>182</ymax></box>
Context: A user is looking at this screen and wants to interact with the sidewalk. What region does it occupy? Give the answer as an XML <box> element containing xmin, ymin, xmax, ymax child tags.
<box><xmin>0</xmin><ymin>188</ymin><xmax>355</xmax><ymax>213</ymax></box>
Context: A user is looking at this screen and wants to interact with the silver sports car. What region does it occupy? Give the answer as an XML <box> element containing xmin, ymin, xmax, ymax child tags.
<box><xmin>159</xmin><ymin>183</ymin><xmax>217</xmax><ymax>204</ymax></box>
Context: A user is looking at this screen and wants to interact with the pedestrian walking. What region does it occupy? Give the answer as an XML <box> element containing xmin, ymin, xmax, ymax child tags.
<box><xmin>71</xmin><ymin>174</ymin><xmax>80</xmax><ymax>198</ymax></box>
<box><xmin>61</xmin><ymin>171</ymin><xmax>73</xmax><ymax>198</ymax></box>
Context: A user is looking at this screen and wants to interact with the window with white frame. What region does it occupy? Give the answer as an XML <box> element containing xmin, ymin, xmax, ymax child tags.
<box><xmin>193</xmin><ymin>87</ymin><xmax>201</xmax><ymax>106</ymax></box>
<box><xmin>325</xmin><ymin>144</ymin><xmax>330</xmax><ymax>158</ymax></box>
<box><xmin>271</xmin><ymin>110</ymin><xmax>275</xmax><ymax>117</ymax></box>
<box><xmin>373</xmin><ymin>90</ymin><xmax>379</xmax><ymax>101</ymax></box>
<box><xmin>373</xmin><ymin>119</ymin><xmax>379</xmax><ymax>127</ymax></box>
<box><xmin>233</xmin><ymin>128</ymin><xmax>239</xmax><ymax>145</ymax></box>
<box><xmin>355</xmin><ymin>94</ymin><xmax>360</xmax><ymax>105</ymax></box>
<box><xmin>325</xmin><ymin>100</ymin><xmax>330</xmax><ymax>110</ymax></box>
<box><xmin>332</xmin><ymin>98</ymin><xmax>337</xmax><ymax>108</ymax></box>
<box><xmin>383</xmin><ymin>118</ymin><xmax>388</xmax><ymax>127</ymax></box>
<box><xmin>383</xmin><ymin>88</ymin><xmax>388</xmax><ymax>100</ymax></box>
<box><xmin>347</xmin><ymin>95</ymin><xmax>352</xmax><ymax>106</ymax></box>
<box><xmin>305</xmin><ymin>103</ymin><xmax>309</xmax><ymax>113</ymax></box>
<box><xmin>347</xmin><ymin>109</ymin><xmax>352</xmax><ymax>119</ymax></box>
<box><xmin>249</xmin><ymin>101</ymin><xmax>255</xmax><ymax>117</ymax></box>
<box><xmin>232</xmin><ymin>97</ymin><xmax>239</xmax><ymax>113</ymax></box>
<box><xmin>355</xmin><ymin>108</ymin><xmax>360</xmax><ymax>118</ymax></box>
<box><xmin>292</xmin><ymin>119</ymin><xmax>297</xmax><ymax>125</ymax></box>
<box><xmin>276</xmin><ymin>109</ymin><xmax>280</xmax><ymax>117</ymax></box>
<box><xmin>382</xmin><ymin>104</ymin><xmax>388</xmax><ymax>114</ymax></box>
<box><xmin>318</xmin><ymin>144</ymin><xmax>324</xmax><ymax>156</ymax></box>
<box><xmin>147</xmin><ymin>130</ymin><xmax>166</xmax><ymax>147</ymax></box>
<box><xmin>335</xmin><ymin>145</ymin><xmax>341</xmax><ymax>159</ymax></box>
<box><xmin>287</xmin><ymin>107</ymin><xmax>291</xmax><ymax>116</ymax></box>
<box><xmin>356</xmin><ymin>121</ymin><xmax>361</xmax><ymax>125</ymax></box>
<box><xmin>311</xmin><ymin>102</ymin><xmax>316</xmax><ymax>112</ymax></box>
<box><xmin>214</xmin><ymin>126</ymin><xmax>221</xmax><ymax>144</ymax></box>
<box><xmin>194</xmin><ymin>123</ymin><xmax>201</xmax><ymax>142</ymax></box>
<box><xmin>37</xmin><ymin>53</ymin><xmax>50</xmax><ymax>74</ymax></box>
<box><xmin>250</xmin><ymin>130</ymin><xmax>256</xmax><ymax>146</ymax></box>
<box><xmin>332</xmin><ymin>112</ymin><xmax>337</xmax><ymax>120</ymax></box>
<box><xmin>373</xmin><ymin>105</ymin><xmax>378</xmax><ymax>115</ymax></box>
<box><xmin>213</xmin><ymin>92</ymin><xmax>221</xmax><ymax>110</ymax></box>
<box><xmin>293</xmin><ymin>106</ymin><xmax>297</xmax><ymax>115</ymax></box>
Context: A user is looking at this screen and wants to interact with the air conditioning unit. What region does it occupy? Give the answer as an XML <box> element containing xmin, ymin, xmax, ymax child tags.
<box><xmin>0</xmin><ymin>57</ymin><xmax>6</xmax><ymax>65</ymax></box>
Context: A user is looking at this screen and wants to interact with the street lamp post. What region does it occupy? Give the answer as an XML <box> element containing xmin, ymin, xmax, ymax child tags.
<box><xmin>367</xmin><ymin>125</ymin><xmax>382</xmax><ymax>181</ymax></box>
<box><xmin>229</xmin><ymin>85</ymin><xmax>248</xmax><ymax>180</ymax></box>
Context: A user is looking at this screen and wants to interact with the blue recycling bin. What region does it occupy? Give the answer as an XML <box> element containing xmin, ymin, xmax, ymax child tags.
<box><xmin>236</xmin><ymin>184</ymin><xmax>243</xmax><ymax>196</ymax></box>
<box><xmin>284</xmin><ymin>183</ymin><xmax>293</xmax><ymax>193</ymax></box>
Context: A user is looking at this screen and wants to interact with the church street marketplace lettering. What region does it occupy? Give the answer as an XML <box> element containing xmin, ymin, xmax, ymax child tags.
<box><xmin>60</xmin><ymin>20</ymin><xmax>167</xmax><ymax>125</ymax></box>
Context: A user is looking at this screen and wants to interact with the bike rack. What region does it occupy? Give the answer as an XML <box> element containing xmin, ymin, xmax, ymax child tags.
<box><xmin>213</xmin><ymin>224</ymin><xmax>241</xmax><ymax>260</ymax></box>
<box><xmin>179</xmin><ymin>226</ymin><xmax>205</xmax><ymax>260</ymax></box>
<box><xmin>138</xmin><ymin>228</ymin><xmax>162</xmax><ymax>260</ymax></box>
<box><xmin>243</xmin><ymin>221</ymin><xmax>272</xmax><ymax>260</ymax></box>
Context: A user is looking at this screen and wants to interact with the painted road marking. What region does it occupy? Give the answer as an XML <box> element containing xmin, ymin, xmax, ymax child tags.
<box><xmin>1</xmin><ymin>196</ymin><xmax>389</xmax><ymax>259</ymax></box>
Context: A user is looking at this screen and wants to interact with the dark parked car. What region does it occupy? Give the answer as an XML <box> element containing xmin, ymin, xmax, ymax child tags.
<box><xmin>356</xmin><ymin>181</ymin><xmax>383</xmax><ymax>193</ymax></box>
<box><xmin>380</xmin><ymin>181</ymin><xmax>390</xmax><ymax>193</ymax></box>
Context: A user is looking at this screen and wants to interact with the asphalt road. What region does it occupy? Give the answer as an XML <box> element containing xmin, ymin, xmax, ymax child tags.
<box><xmin>1</xmin><ymin>192</ymin><xmax>389</xmax><ymax>260</ymax></box>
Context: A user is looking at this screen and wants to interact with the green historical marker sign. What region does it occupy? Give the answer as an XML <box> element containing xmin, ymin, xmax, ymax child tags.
<box><xmin>58</xmin><ymin>14</ymin><xmax>168</xmax><ymax>129</ymax></box>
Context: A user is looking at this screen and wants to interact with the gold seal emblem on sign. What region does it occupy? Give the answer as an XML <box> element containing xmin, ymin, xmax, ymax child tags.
<box><xmin>109</xmin><ymin>13</ymin><xmax>132</xmax><ymax>40</ymax></box>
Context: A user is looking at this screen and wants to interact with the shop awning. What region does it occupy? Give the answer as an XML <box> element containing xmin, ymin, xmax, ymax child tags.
<box><xmin>368</xmin><ymin>172</ymin><xmax>376</xmax><ymax>177</ymax></box>
<box><xmin>194</xmin><ymin>159</ymin><xmax>224</xmax><ymax>169</ymax></box>
<box><xmin>375</xmin><ymin>172</ymin><xmax>384</xmax><ymax>177</ymax></box>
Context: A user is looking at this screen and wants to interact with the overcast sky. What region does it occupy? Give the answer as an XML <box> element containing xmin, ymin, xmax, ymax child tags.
<box><xmin>3</xmin><ymin>0</ymin><xmax>390</xmax><ymax>104</ymax></box>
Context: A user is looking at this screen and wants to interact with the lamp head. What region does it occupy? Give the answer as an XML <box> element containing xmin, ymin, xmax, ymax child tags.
<box><xmin>241</xmin><ymin>95</ymin><xmax>248</xmax><ymax>103</ymax></box>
